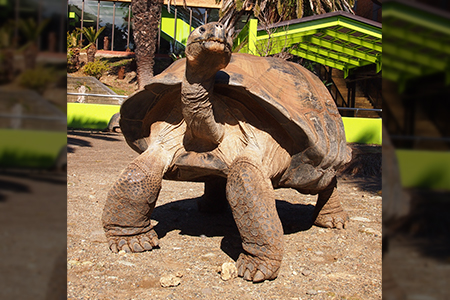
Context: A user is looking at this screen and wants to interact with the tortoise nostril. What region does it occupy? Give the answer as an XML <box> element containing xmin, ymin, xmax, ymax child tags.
<box><xmin>216</xmin><ymin>24</ymin><xmax>223</xmax><ymax>29</ymax></box>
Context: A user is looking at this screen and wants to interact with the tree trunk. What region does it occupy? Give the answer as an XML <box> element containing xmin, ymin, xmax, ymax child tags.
<box><xmin>87</xmin><ymin>44</ymin><xmax>97</xmax><ymax>63</ymax></box>
<box><xmin>132</xmin><ymin>0</ymin><xmax>161</xmax><ymax>89</ymax></box>
<box><xmin>23</xmin><ymin>42</ymin><xmax>38</xmax><ymax>70</ymax></box>
<box><xmin>131</xmin><ymin>0</ymin><xmax>162</xmax><ymax>89</ymax></box>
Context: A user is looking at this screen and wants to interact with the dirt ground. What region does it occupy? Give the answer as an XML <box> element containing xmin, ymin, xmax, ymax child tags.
<box><xmin>67</xmin><ymin>130</ymin><xmax>382</xmax><ymax>300</ymax></box>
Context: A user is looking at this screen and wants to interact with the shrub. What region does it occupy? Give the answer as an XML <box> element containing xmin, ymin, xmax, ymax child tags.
<box><xmin>83</xmin><ymin>60</ymin><xmax>110</xmax><ymax>79</ymax></box>
<box><xmin>18</xmin><ymin>66</ymin><xmax>54</xmax><ymax>94</ymax></box>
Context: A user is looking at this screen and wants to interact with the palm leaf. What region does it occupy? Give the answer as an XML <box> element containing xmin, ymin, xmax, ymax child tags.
<box><xmin>82</xmin><ymin>26</ymin><xmax>105</xmax><ymax>47</ymax></box>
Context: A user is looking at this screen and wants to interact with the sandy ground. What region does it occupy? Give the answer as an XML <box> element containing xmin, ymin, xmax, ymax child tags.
<box><xmin>67</xmin><ymin>130</ymin><xmax>382</xmax><ymax>300</ymax></box>
<box><xmin>0</xmin><ymin>170</ymin><xmax>66</xmax><ymax>300</ymax></box>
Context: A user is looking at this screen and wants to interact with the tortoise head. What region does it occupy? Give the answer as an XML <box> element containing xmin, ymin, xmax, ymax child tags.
<box><xmin>185</xmin><ymin>22</ymin><xmax>233</xmax><ymax>77</ymax></box>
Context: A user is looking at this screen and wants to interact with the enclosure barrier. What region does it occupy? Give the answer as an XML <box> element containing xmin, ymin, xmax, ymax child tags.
<box><xmin>67</xmin><ymin>102</ymin><xmax>382</xmax><ymax>144</ymax></box>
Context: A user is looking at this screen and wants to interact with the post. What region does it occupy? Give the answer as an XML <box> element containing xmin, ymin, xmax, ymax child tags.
<box><xmin>96</xmin><ymin>0</ymin><xmax>100</xmax><ymax>49</ymax></box>
<box><xmin>80</xmin><ymin>0</ymin><xmax>85</xmax><ymax>45</ymax></box>
<box><xmin>173</xmin><ymin>6</ymin><xmax>177</xmax><ymax>52</ymax></box>
<box><xmin>127</xmin><ymin>2</ymin><xmax>131</xmax><ymax>49</ymax></box>
<box><xmin>112</xmin><ymin>1</ymin><xmax>116</xmax><ymax>51</ymax></box>
<box><xmin>157</xmin><ymin>7</ymin><xmax>161</xmax><ymax>53</ymax></box>
<box><xmin>189</xmin><ymin>8</ymin><xmax>192</xmax><ymax>33</ymax></box>
<box><xmin>248</xmin><ymin>18</ymin><xmax>258</xmax><ymax>56</ymax></box>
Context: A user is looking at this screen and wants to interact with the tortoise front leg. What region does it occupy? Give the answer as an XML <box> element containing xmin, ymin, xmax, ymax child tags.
<box><xmin>313</xmin><ymin>176</ymin><xmax>349</xmax><ymax>229</ymax></box>
<box><xmin>102</xmin><ymin>146</ymin><xmax>168</xmax><ymax>253</ymax></box>
<box><xmin>226</xmin><ymin>156</ymin><xmax>283</xmax><ymax>283</ymax></box>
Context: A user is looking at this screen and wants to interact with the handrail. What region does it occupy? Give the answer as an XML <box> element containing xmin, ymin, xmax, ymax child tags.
<box><xmin>390</xmin><ymin>135</ymin><xmax>450</xmax><ymax>142</ymax></box>
<box><xmin>0</xmin><ymin>114</ymin><xmax>66</xmax><ymax>122</ymax></box>
<box><xmin>67</xmin><ymin>92</ymin><xmax>128</xmax><ymax>98</ymax></box>
<box><xmin>337</xmin><ymin>107</ymin><xmax>382</xmax><ymax>111</ymax></box>
<box><xmin>317</xmin><ymin>64</ymin><xmax>348</xmax><ymax>108</ymax></box>
<box><xmin>364</xmin><ymin>79</ymin><xmax>382</xmax><ymax>109</ymax></box>
<box><xmin>337</xmin><ymin>107</ymin><xmax>382</xmax><ymax>118</ymax></box>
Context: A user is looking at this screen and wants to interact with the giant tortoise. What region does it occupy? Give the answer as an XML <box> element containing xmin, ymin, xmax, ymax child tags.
<box><xmin>102</xmin><ymin>22</ymin><xmax>352</xmax><ymax>283</ymax></box>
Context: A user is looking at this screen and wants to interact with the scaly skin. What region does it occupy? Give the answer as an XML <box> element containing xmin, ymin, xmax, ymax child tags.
<box><xmin>313</xmin><ymin>177</ymin><xmax>349</xmax><ymax>229</ymax></box>
<box><xmin>102</xmin><ymin>146</ymin><xmax>168</xmax><ymax>253</ymax></box>
<box><xmin>226</xmin><ymin>156</ymin><xmax>283</xmax><ymax>282</ymax></box>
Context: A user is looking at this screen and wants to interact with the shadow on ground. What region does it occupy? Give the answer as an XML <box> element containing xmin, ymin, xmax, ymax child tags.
<box><xmin>68</xmin><ymin>131</ymin><xmax>122</xmax><ymax>153</ymax></box>
<box><xmin>394</xmin><ymin>189</ymin><xmax>450</xmax><ymax>262</ymax></box>
<box><xmin>152</xmin><ymin>197</ymin><xmax>315</xmax><ymax>261</ymax></box>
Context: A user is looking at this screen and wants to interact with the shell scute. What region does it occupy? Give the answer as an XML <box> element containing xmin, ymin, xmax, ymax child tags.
<box><xmin>120</xmin><ymin>53</ymin><xmax>351</xmax><ymax>191</ymax></box>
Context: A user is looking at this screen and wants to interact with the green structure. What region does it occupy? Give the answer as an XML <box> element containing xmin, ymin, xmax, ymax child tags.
<box><xmin>235</xmin><ymin>12</ymin><xmax>382</xmax><ymax>78</ymax></box>
<box><xmin>383</xmin><ymin>1</ymin><xmax>450</xmax><ymax>87</ymax></box>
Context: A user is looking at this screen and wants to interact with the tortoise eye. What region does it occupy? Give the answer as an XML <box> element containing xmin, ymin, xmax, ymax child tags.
<box><xmin>199</xmin><ymin>27</ymin><xmax>206</xmax><ymax>33</ymax></box>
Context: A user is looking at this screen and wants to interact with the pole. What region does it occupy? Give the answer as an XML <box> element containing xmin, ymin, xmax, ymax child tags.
<box><xmin>173</xmin><ymin>7</ymin><xmax>177</xmax><ymax>52</ymax></box>
<box><xmin>80</xmin><ymin>0</ymin><xmax>85</xmax><ymax>46</ymax></box>
<box><xmin>112</xmin><ymin>1</ymin><xmax>116</xmax><ymax>51</ymax></box>
<box><xmin>96</xmin><ymin>0</ymin><xmax>100</xmax><ymax>49</ymax></box>
<box><xmin>127</xmin><ymin>2</ymin><xmax>131</xmax><ymax>49</ymax></box>
<box><xmin>189</xmin><ymin>7</ymin><xmax>192</xmax><ymax>33</ymax></box>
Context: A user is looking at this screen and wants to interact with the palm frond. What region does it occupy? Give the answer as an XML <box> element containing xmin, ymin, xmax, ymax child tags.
<box><xmin>82</xmin><ymin>26</ymin><xmax>105</xmax><ymax>46</ymax></box>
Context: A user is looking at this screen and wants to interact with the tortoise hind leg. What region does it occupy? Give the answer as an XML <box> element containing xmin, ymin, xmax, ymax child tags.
<box><xmin>313</xmin><ymin>176</ymin><xmax>349</xmax><ymax>229</ymax></box>
<box><xmin>197</xmin><ymin>177</ymin><xmax>228</xmax><ymax>213</ymax></box>
<box><xmin>102</xmin><ymin>146</ymin><xmax>168</xmax><ymax>253</ymax></box>
<box><xmin>226</xmin><ymin>156</ymin><xmax>283</xmax><ymax>283</ymax></box>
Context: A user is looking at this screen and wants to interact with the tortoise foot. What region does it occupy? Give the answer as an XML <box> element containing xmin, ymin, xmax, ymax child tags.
<box><xmin>313</xmin><ymin>176</ymin><xmax>348</xmax><ymax>229</ymax></box>
<box><xmin>314</xmin><ymin>210</ymin><xmax>349</xmax><ymax>229</ymax></box>
<box><xmin>106</xmin><ymin>229</ymin><xmax>159</xmax><ymax>253</ymax></box>
<box><xmin>236</xmin><ymin>252</ymin><xmax>281</xmax><ymax>283</ymax></box>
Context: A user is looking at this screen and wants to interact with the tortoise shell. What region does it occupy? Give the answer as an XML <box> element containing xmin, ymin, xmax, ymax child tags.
<box><xmin>120</xmin><ymin>53</ymin><xmax>351</xmax><ymax>192</ymax></box>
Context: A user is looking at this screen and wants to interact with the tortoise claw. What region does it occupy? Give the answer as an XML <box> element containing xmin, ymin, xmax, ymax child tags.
<box><xmin>243</xmin><ymin>269</ymin><xmax>252</xmax><ymax>281</ymax></box>
<box><xmin>106</xmin><ymin>229</ymin><xmax>160</xmax><ymax>253</ymax></box>
<box><xmin>253</xmin><ymin>270</ymin><xmax>265</xmax><ymax>283</ymax></box>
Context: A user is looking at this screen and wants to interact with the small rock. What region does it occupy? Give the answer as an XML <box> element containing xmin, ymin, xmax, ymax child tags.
<box><xmin>220</xmin><ymin>262</ymin><xmax>238</xmax><ymax>281</ymax></box>
<box><xmin>306</xmin><ymin>289</ymin><xmax>318</xmax><ymax>295</ymax></box>
<box><xmin>302</xmin><ymin>269</ymin><xmax>311</xmax><ymax>276</ymax></box>
<box><xmin>362</xmin><ymin>228</ymin><xmax>381</xmax><ymax>235</ymax></box>
<box><xmin>201</xmin><ymin>252</ymin><xmax>215</xmax><ymax>258</ymax></box>
<box><xmin>160</xmin><ymin>274</ymin><xmax>181</xmax><ymax>288</ymax></box>
<box><xmin>315</xmin><ymin>251</ymin><xmax>324</xmax><ymax>255</ymax></box>
<box><xmin>292</xmin><ymin>270</ymin><xmax>298</xmax><ymax>275</ymax></box>
<box><xmin>351</xmin><ymin>216</ymin><xmax>371</xmax><ymax>222</ymax></box>
<box><xmin>175</xmin><ymin>271</ymin><xmax>183</xmax><ymax>278</ymax></box>
<box><xmin>81</xmin><ymin>261</ymin><xmax>94</xmax><ymax>266</ymax></box>
<box><xmin>68</xmin><ymin>260</ymin><xmax>80</xmax><ymax>266</ymax></box>
<box><xmin>118</xmin><ymin>250</ymin><xmax>127</xmax><ymax>255</ymax></box>
<box><xmin>117</xmin><ymin>260</ymin><xmax>135</xmax><ymax>267</ymax></box>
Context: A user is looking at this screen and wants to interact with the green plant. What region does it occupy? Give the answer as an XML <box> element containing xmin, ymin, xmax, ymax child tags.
<box><xmin>67</xmin><ymin>28</ymin><xmax>84</xmax><ymax>72</ymax></box>
<box><xmin>83</xmin><ymin>60</ymin><xmax>110</xmax><ymax>79</ymax></box>
<box><xmin>82</xmin><ymin>26</ymin><xmax>105</xmax><ymax>48</ymax></box>
<box><xmin>108</xmin><ymin>58</ymin><xmax>133</xmax><ymax>68</ymax></box>
<box><xmin>19</xmin><ymin>18</ymin><xmax>50</xmax><ymax>69</ymax></box>
<box><xmin>67</xmin><ymin>28</ymin><xmax>82</xmax><ymax>49</ymax></box>
<box><xmin>18</xmin><ymin>66</ymin><xmax>54</xmax><ymax>94</ymax></box>
<box><xmin>82</xmin><ymin>26</ymin><xmax>105</xmax><ymax>63</ymax></box>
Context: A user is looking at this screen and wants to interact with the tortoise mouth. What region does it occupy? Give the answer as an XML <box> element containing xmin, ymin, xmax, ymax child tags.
<box><xmin>192</xmin><ymin>37</ymin><xmax>232</xmax><ymax>53</ymax></box>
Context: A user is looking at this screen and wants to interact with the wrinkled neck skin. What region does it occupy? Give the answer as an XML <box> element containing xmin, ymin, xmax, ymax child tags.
<box><xmin>181</xmin><ymin>59</ymin><xmax>224</xmax><ymax>147</ymax></box>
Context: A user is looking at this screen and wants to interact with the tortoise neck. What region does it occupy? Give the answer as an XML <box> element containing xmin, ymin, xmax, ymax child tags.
<box><xmin>181</xmin><ymin>67</ymin><xmax>224</xmax><ymax>146</ymax></box>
